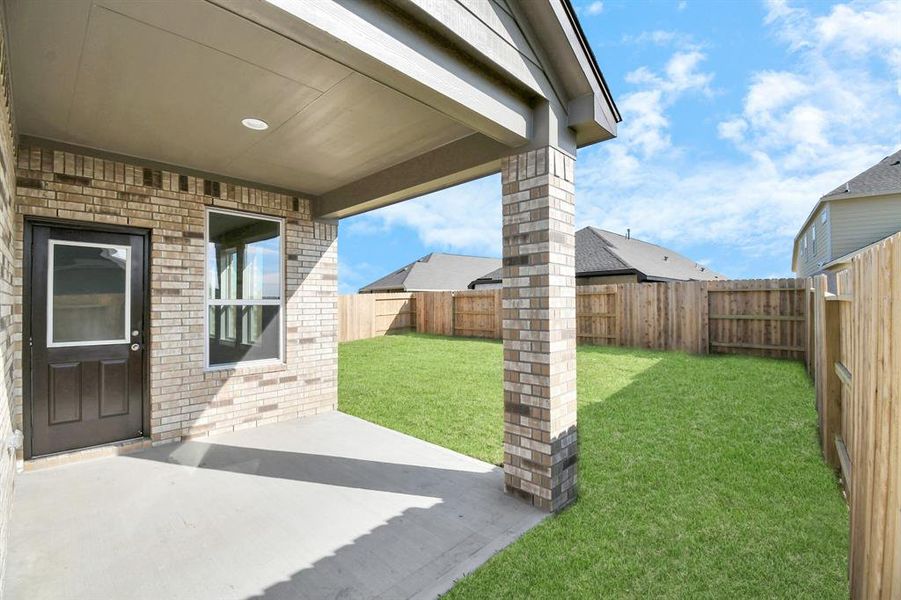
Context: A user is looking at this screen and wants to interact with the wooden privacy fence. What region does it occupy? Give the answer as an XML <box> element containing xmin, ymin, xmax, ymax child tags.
<box><xmin>339</xmin><ymin>278</ymin><xmax>807</xmax><ymax>359</ymax></box>
<box><xmin>337</xmin><ymin>293</ymin><xmax>416</xmax><ymax>342</ymax></box>
<box><xmin>809</xmin><ymin>232</ymin><xmax>900</xmax><ymax>598</ymax></box>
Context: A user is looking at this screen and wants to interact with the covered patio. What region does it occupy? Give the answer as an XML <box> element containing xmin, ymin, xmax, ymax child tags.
<box><xmin>9</xmin><ymin>411</ymin><xmax>544</xmax><ymax>599</ymax></box>
<box><xmin>0</xmin><ymin>0</ymin><xmax>619</xmax><ymax>595</ymax></box>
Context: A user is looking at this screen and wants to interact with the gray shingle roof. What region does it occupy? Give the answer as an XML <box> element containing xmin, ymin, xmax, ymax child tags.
<box><xmin>471</xmin><ymin>266</ymin><xmax>502</xmax><ymax>284</ymax></box>
<box><xmin>823</xmin><ymin>148</ymin><xmax>901</xmax><ymax>199</ymax></box>
<box><xmin>469</xmin><ymin>227</ymin><xmax>725</xmax><ymax>286</ymax></box>
<box><xmin>359</xmin><ymin>253</ymin><xmax>502</xmax><ymax>292</ymax></box>
<box><xmin>582</xmin><ymin>228</ymin><xmax>725</xmax><ymax>281</ymax></box>
<box><xmin>576</xmin><ymin>227</ymin><xmax>629</xmax><ymax>273</ymax></box>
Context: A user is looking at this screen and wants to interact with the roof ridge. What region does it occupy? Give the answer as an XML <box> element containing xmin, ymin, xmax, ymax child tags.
<box><xmin>592</xmin><ymin>227</ymin><xmax>677</xmax><ymax>254</ymax></box>
<box><xmin>425</xmin><ymin>251</ymin><xmax>500</xmax><ymax>260</ymax></box>
<box><xmin>823</xmin><ymin>146</ymin><xmax>901</xmax><ymax>199</ymax></box>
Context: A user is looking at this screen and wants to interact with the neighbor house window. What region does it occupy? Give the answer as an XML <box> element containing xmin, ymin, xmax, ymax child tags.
<box><xmin>205</xmin><ymin>208</ymin><xmax>283</xmax><ymax>368</ymax></box>
<box><xmin>811</xmin><ymin>224</ymin><xmax>817</xmax><ymax>252</ymax></box>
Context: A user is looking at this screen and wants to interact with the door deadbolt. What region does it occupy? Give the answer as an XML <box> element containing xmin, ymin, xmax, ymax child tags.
<box><xmin>132</xmin><ymin>330</ymin><xmax>140</xmax><ymax>337</ymax></box>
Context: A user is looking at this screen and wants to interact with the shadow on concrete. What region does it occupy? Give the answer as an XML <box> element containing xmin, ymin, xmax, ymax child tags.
<box><xmin>120</xmin><ymin>430</ymin><xmax>543</xmax><ymax>600</ymax></box>
<box><xmin>129</xmin><ymin>439</ymin><xmax>499</xmax><ymax>498</ymax></box>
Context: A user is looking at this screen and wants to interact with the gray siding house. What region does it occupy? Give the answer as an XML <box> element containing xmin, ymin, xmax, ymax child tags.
<box><xmin>793</xmin><ymin>148</ymin><xmax>901</xmax><ymax>276</ymax></box>
<box><xmin>470</xmin><ymin>227</ymin><xmax>725</xmax><ymax>288</ymax></box>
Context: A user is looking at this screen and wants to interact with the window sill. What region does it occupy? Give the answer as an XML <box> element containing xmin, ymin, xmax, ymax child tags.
<box><xmin>203</xmin><ymin>359</ymin><xmax>286</xmax><ymax>376</ymax></box>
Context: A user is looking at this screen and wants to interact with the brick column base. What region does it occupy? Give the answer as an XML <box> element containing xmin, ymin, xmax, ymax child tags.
<box><xmin>501</xmin><ymin>146</ymin><xmax>577</xmax><ymax>513</ymax></box>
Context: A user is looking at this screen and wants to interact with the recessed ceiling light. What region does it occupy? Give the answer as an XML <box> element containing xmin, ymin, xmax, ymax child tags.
<box><xmin>241</xmin><ymin>117</ymin><xmax>269</xmax><ymax>131</ymax></box>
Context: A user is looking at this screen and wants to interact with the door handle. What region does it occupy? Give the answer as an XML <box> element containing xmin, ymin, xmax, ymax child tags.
<box><xmin>130</xmin><ymin>343</ymin><xmax>140</xmax><ymax>352</ymax></box>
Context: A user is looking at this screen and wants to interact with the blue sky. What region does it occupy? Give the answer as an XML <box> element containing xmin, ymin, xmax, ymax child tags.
<box><xmin>338</xmin><ymin>0</ymin><xmax>901</xmax><ymax>294</ymax></box>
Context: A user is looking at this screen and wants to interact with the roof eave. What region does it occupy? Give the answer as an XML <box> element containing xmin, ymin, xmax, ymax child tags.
<box><xmin>577</xmin><ymin>268</ymin><xmax>639</xmax><ymax>278</ymax></box>
<box><xmin>559</xmin><ymin>0</ymin><xmax>620</xmax><ymax>123</ymax></box>
<box><xmin>515</xmin><ymin>0</ymin><xmax>620</xmax><ymax>147</ymax></box>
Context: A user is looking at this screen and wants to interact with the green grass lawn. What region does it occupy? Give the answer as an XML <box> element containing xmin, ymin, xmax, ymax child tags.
<box><xmin>339</xmin><ymin>333</ymin><xmax>848</xmax><ymax>598</ymax></box>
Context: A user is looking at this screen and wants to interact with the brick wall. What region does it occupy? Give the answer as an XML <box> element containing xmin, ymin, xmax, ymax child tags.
<box><xmin>12</xmin><ymin>143</ymin><xmax>338</xmax><ymax>447</ymax></box>
<box><xmin>0</xmin><ymin>7</ymin><xmax>17</xmax><ymax>589</ymax></box>
<box><xmin>501</xmin><ymin>146</ymin><xmax>578</xmax><ymax>513</ymax></box>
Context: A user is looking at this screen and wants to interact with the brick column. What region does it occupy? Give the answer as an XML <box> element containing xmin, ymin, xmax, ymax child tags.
<box><xmin>501</xmin><ymin>146</ymin><xmax>577</xmax><ymax>513</ymax></box>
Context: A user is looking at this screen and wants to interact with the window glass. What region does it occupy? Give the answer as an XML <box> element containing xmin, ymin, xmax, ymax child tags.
<box><xmin>207</xmin><ymin>212</ymin><xmax>280</xmax><ymax>301</ymax></box>
<box><xmin>50</xmin><ymin>243</ymin><xmax>128</xmax><ymax>344</ymax></box>
<box><xmin>207</xmin><ymin>305</ymin><xmax>280</xmax><ymax>365</ymax></box>
<box><xmin>206</xmin><ymin>211</ymin><xmax>282</xmax><ymax>367</ymax></box>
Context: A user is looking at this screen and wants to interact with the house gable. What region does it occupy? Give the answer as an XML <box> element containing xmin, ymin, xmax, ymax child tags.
<box><xmin>793</xmin><ymin>148</ymin><xmax>901</xmax><ymax>274</ymax></box>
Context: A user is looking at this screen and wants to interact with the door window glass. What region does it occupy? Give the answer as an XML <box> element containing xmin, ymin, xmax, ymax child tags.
<box><xmin>49</xmin><ymin>242</ymin><xmax>130</xmax><ymax>345</ymax></box>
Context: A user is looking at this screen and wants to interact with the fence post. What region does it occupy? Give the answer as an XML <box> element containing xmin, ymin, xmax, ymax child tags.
<box><xmin>369</xmin><ymin>294</ymin><xmax>377</xmax><ymax>339</ymax></box>
<box><xmin>814</xmin><ymin>275</ymin><xmax>842</xmax><ymax>469</ymax></box>
<box><xmin>451</xmin><ymin>291</ymin><xmax>457</xmax><ymax>337</ymax></box>
<box><xmin>805</xmin><ymin>280</ymin><xmax>815</xmax><ymax>377</ymax></box>
<box><xmin>494</xmin><ymin>289</ymin><xmax>502</xmax><ymax>339</ymax></box>
<box><xmin>700</xmin><ymin>281</ymin><xmax>709</xmax><ymax>354</ymax></box>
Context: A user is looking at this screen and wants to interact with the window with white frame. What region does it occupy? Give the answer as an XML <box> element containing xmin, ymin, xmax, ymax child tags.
<box><xmin>811</xmin><ymin>224</ymin><xmax>817</xmax><ymax>253</ymax></box>
<box><xmin>205</xmin><ymin>209</ymin><xmax>283</xmax><ymax>368</ymax></box>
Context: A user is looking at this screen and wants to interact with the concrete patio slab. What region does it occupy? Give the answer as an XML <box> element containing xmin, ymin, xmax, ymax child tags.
<box><xmin>8</xmin><ymin>412</ymin><xmax>545</xmax><ymax>600</ymax></box>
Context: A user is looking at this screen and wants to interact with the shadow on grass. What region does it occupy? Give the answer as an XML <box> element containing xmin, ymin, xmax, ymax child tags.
<box><xmin>447</xmin><ymin>346</ymin><xmax>848</xmax><ymax>598</ymax></box>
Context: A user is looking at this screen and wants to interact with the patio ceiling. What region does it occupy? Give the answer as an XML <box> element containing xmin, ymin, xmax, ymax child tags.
<box><xmin>6</xmin><ymin>0</ymin><xmax>618</xmax><ymax>218</ymax></box>
<box><xmin>6</xmin><ymin>0</ymin><xmax>475</xmax><ymax>197</ymax></box>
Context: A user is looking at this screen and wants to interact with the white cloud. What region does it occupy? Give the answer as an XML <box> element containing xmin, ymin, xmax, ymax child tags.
<box><xmin>743</xmin><ymin>71</ymin><xmax>809</xmax><ymax>117</ymax></box>
<box><xmin>768</xmin><ymin>0</ymin><xmax>901</xmax><ymax>58</ymax></box>
<box><xmin>347</xmin><ymin>175</ymin><xmax>502</xmax><ymax>257</ymax></box>
<box><xmin>677</xmin><ymin>0</ymin><xmax>687</xmax><ymax>10</ymax></box>
<box><xmin>664</xmin><ymin>51</ymin><xmax>713</xmax><ymax>92</ymax></box>
<box><xmin>616</xmin><ymin>51</ymin><xmax>713</xmax><ymax>159</ymax></box>
<box><xmin>585</xmin><ymin>1</ymin><xmax>604</xmax><ymax>16</ymax></box>
<box><xmin>717</xmin><ymin>118</ymin><xmax>747</xmax><ymax>143</ymax></box>
<box><xmin>766</xmin><ymin>0</ymin><xmax>901</xmax><ymax>72</ymax></box>
<box><xmin>622</xmin><ymin>30</ymin><xmax>700</xmax><ymax>51</ymax></box>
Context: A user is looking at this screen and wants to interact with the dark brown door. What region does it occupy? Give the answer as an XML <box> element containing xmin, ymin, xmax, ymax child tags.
<box><xmin>30</xmin><ymin>225</ymin><xmax>145</xmax><ymax>456</ymax></box>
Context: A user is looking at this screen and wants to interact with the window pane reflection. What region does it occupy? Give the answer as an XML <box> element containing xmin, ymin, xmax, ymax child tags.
<box><xmin>51</xmin><ymin>244</ymin><xmax>128</xmax><ymax>344</ymax></box>
<box><xmin>207</xmin><ymin>212</ymin><xmax>280</xmax><ymax>301</ymax></box>
<box><xmin>208</xmin><ymin>305</ymin><xmax>280</xmax><ymax>365</ymax></box>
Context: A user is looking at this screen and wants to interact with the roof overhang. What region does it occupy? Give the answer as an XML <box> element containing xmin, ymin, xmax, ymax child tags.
<box><xmin>4</xmin><ymin>0</ymin><xmax>618</xmax><ymax>220</ymax></box>
<box><xmin>518</xmin><ymin>0</ymin><xmax>620</xmax><ymax>147</ymax></box>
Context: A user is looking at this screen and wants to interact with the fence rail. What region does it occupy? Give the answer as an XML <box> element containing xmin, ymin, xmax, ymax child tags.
<box><xmin>808</xmin><ymin>232</ymin><xmax>900</xmax><ymax>597</ymax></box>
<box><xmin>339</xmin><ymin>277</ymin><xmax>807</xmax><ymax>360</ymax></box>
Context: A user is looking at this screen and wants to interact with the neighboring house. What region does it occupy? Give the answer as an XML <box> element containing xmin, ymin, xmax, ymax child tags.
<box><xmin>469</xmin><ymin>227</ymin><xmax>724</xmax><ymax>288</ymax></box>
<box><xmin>359</xmin><ymin>253</ymin><xmax>501</xmax><ymax>293</ymax></box>
<box><xmin>792</xmin><ymin>148</ymin><xmax>901</xmax><ymax>277</ymax></box>
<box><xmin>0</xmin><ymin>0</ymin><xmax>621</xmax><ymax>576</ymax></box>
